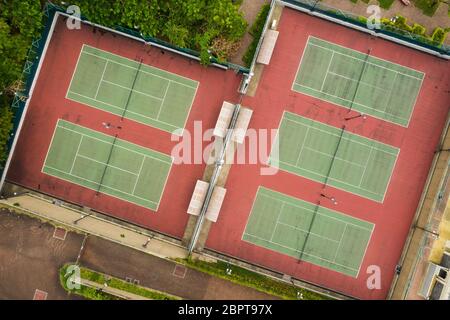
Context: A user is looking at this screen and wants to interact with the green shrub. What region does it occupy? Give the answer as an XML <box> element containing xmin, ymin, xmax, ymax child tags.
<box><xmin>411</xmin><ymin>23</ymin><xmax>426</xmax><ymax>35</ymax></box>
<box><xmin>393</xmin><ymin>15</ymin><xmax>413</xmax><ymax>32</ymax></box>
<box><xmin>61</xmin><ymin>264</ymin><xmax>179</xmax><ymax>300</ymax></box>
<box><xmin>180</xmin><ymin>258</ymin><xmax>328</xmax><ymax>300</ymax></box>
<box><xmin>431</xmin><ymin>27</ymin><xmax>448</xmax><ymax>45</ymax></box>
<box><xmin>380</xmin><ymin>15</ymin><xmax>449</xmax><ymax>47</ymax></box>
<box><xmin>0</xmin><ymin>0</ymin><xmax>43</xmax><ymax>167</ymax></box>
<box><xmin>65</xmin><ymin>0</ymin><xmax>247</xmax><ymax>65</ymax></box>
<box><xmin>378</xmin><ymin>0</ymin><xmax>395</xmax><ymax>9</ymax></box>
<box><xmin>59</xmin><ymin>264</ymin><xmax>119</xmax><ymax>300</ymax></box>
<box><xmin>242</xmin><ymin>4</ymin><xmax>271</xmax><ymax>67</ymax></box>
<box><xmin>413</xmin><ymin>0</ymin><xmax>442</xmax><ymax>16</ymax></box>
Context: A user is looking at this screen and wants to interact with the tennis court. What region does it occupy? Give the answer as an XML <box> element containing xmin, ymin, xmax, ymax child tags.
<box><xmin>269</xmin><ymin>112</ymin><xmax>399</xmax><ymax>202</ymax></box>
<box><xmin>243</xmin><ymin>187</ymin><xmax>374</xmax><ymax>277</ymax></box>
<box><xmin>67</xmin><ymin>45</ymin><xmax>199</xmax><ymax>134</ymax></box>
<box><xmin>293</xmin><ymin>37</ymin><xmax>424</xmax><ymax>127</ymax></box>
<box><xmin>42</xmin><ymin>119</ymin><xmax>173</xmax><ymax>211</ymax></box>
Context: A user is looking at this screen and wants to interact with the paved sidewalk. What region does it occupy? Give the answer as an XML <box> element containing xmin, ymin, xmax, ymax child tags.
<box><xmin>230</xmin><ymin>0</ymin><xmax>270</xmax><ymax>65</ymax></box>
<box><xmin>79</xmin><ymin>236</ymin><xmax>279</xmax><ymax>300</ymax></box>
<box><xmin>80</xmin><ymin>279</ymin><xmax>151</xmax><ymax>300</ymax></box>
<box><xmin>0</xmin><ymin>194</ymin><xmax>187</xmax><ymax>260</ymax></box>
<box><xmin>0</xmin><ymin>196</ymin><xmax>279</xmax><ymax>300</ymax></box>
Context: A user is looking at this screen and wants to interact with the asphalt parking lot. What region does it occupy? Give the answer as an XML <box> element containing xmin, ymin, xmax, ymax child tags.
<box><xmin>0</xmin><ymin>208</ymin><xmax>85</xmax><ymax>299</ymax></box>
<box><xmin>0</xmin><ymin>208</ymin><xmax>277</xmax><ymax>300</ymax></box>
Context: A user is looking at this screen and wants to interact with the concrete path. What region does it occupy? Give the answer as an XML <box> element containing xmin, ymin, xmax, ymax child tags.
<box><xmin>80</xmin><ymin>279</ymin><xmax>151</xmax><ymax>300</ymax></box>
<box><xmin>0</xmin><ymin>194</ymin><xmax>188</xmax><ymax>260</ymax></box>
<box><xmin>230</xmin><ymin>0</ymin><xmax>271</xmax><ymax>65</ymax></box>
<box><xmin>0</xmin><ymin>194</ymin><xmax>279</xmax><ymax>300</ymax></box>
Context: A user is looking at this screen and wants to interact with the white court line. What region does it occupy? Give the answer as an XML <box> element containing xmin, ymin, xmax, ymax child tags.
<box><xmin>156</xmin><ymin>81</ymin><xmax>171</xmax><ymax>120</ymax></box>
<box><xmin>302</xmin><ymin>146</ymin><xmax>366</xmax><ymax>168</ymax></box>
<box><xmin>278</xmin><ymin>159</ymin><xmax>382</xmax><ymax>197</ymax></box>
<box><xmin>382</xmin><ymin>72</ymin><xmax>398</xmax><ymax>113</ymax></box>
<box><xmin>67</xmin><ymin>92</ymin><xmax>179</xmax><ymax>132</ymax></box>
<box><xmin>283</xmin><ymin>116</ymin><xmax>399</xmax><ymax>155</ymax></box>
<box><xmin>76</xmin><ymin>154</ymin><xmax>139</xmax><ymax>176</ymax></box>
<box><xmin>308</xmin><ymin>41</ymin><xmax>423</xmax><ymax>80</ymax></box>
<box><xmin>132</xmin><ymin>156</ymin><xmax>146</xmax><ymax>195</ymax></box>
<box><xmin>291</xmin><ymin>36</ymin><xmax>425</xmax><ymax>127</ymax></box>
<box><xmin>270</xmin><ymin>203</ymin><xmax>285</xmax><ymax>242</ymax></box>
<box><xmin>293</xmin><ymin>83</ymin><xmax>410</xmax><ymax>123</ymax></box>
<box><xmin>67</xmin><ymin>46</ymin><xmax>198</xmax><ymax>136</ymax></box>
<box><xmin>292</xmin><ymin>83</ymin><xmax>410</xmax><ymax>128</ymax></box>
<box><xmin>50</xmin><ymin>121</ymin><xmax>174</xmax><ymax>211</ymax></box>
<box><xmin>80</xmin><ymin>45</ymin><xmax>201</xmax><ymax>137</ymax></box>
<box><xmin>101</xmin><ymin>79</ymin><xmax>164</xmax><ymax>101</ymax></box>
<box><xmin>82</xmin><ymin>45</ymin><xmax>199</xmax><ymax>87</ymax></box>
<box><xmin>327</xmin><ymin>71</ymin><xmax>391</xmax><ymax>92</ymax></box>
<box><xmin>295</xmin><ymin>127</ymin><xmax>309</xmax><ymax>166</ymax></box>
<box><xmin>65</xmin><ymin>44</ymin><xmax>86</xmax><ymax>101</ymax></box>
<box><xmin>69</xmin><ymin>136</ymin><xmax>83</xmax><ymax>174</ymax></box>
<box><xmin>41</xmin><ymin>121</ymin><xmax>62</xmax><ymax>171</ymax></box>
<box><xmin>58</xmin><ymin>125</ymin><xmax>172</xmax><ymax>165</ymax></box>
<box><xmin>276</xmin><ymin>112</ymin><xmax>400</xmax><ymax>201</ymax></box>
<box><xmin>43</xmin><ymin>165</ymin><xmax>158</xmax><ymax>205</ymax></box>
<box><xmin>240</xmin><ymin>186</ymin><xmax>375</xmax><ymax>277</ymax></box>
<box><xmin>57</xmin><ymin>119</ymin><xmax>174</xmax><ymax>212</ymax></box>
<box><xmin>309</xmin><ymin>36</ymin><xmax>425</xmax><ymax>77</ymax></box>
<box><xmin>332</xmin><ymin>224</ymin><xmax>348</xmax><ymax>263</ymax></box>
<box><xmin>258</xmin><ymin>192</ymin><xmax>373</xmax><ymax>232</ymax></box>
<box><xmin>276</xmin><ymin>221</ymin><xmax>341</xmax><ymax>243</ymax></box>
<box><xmin>243</xmin><ymin>232</ymin><xmax>359</xmax><ymax>273</ymax></box>
<box><xmin>320</xmin><ymin>52</ymin><xmax>334</xmax><ymax>91</ymax></box>
<box><xmin>94</xmin><ymin>61</ymin><xmax>108</xmax><ymax>99</ymax></box>
<box><xmin>355</xmin><ymin>224</ymin><xmax>376</xmax><ymax>278</ymax></box>
<box><xmin>358</xmin><ymin>145</ymin><xmax>374</xmax><ymax>187</ymax></box>
<box><xmin>82</xmin><ymin>50</ymin><xmax>196</xmax><ymax>89</ymax></box>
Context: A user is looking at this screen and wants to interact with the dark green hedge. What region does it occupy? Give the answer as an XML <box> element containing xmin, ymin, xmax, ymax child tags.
<box><xmin>57</xmin><ymin>0</ymin><xmax>247</xmax><ymax>64</ymax></box>
<box><xmin>0</xmin><ymin>0</ymin><xmax>43</xmax><ymax>167</ymax></box>
<box><xmin>242</xmin><ymin>3</ymin><xmax>271</xmax><ymax>67</ymax></box>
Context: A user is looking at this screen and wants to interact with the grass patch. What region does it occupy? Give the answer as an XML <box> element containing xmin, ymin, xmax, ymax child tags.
<box><xmin>177</xmin><ymin>257</ymin><xmax>328</xmax><ymax>300</ymax></box>
<box><xmin>242</xmin><ymin>3</ymin><xmax>271</xmax><ymax>67</ymax></box>
<box><xmin>349</xmin><ymin>0</ymin><xmax>392</xmax><ymax>8</ymax></box>
<box><xmin>412</xmin><ymin>0</ymin><xmax>442</xmax><ymax>16</ymax></box>
<box><xmin>378</xmin><ymin>0</ymin><xmax>395</xmax><ymax>9</ymax></box>
<box><xmin>60</xmin><ymin>264</ymin><xmax>180</xmax><ymax>300</ymax></box>
<box><xmin>381</xmin><ymin>15</ymin><xmax>449</xmax><ymax>46</ymax></box>
<box><xmin>60</xmin><ymin>265</ymin><xmax>119</xmax><ymax>300</ymax></box>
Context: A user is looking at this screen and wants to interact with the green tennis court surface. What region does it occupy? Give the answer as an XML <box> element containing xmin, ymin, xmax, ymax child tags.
<box><xmin>67</xmin><ymin>45</ymin><xmax>199</xmax><ymax>134</ymax></box>
<box><xmin>42</xmin><ymin>119</ymin><xmax>172</xmax><ymax>210</ymax></box>
<box><xmin>269</xmin><ymin>112</ymin><xmax>399</xmax><ymax>202</ymax></box>
<box><xmin>243</xmin><ymin>187</ymin><xmax>374</xmax><ymax>277</ymax></box>
<box><xmin>293</xmin><ymin>37</ymin><xmax>424</xmax><ymax>127</ymax></box>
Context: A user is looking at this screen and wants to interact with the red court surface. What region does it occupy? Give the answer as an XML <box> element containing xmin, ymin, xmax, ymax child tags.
<box><xmin>204</xmin><ymin>8</ymin><xmax>450</xmax><ymax>299</ymax></box>
<box><xmin>5</xmin><ymin>8</ymin><xmax>450</xmax><ymax>300</ymax></box>
<box><xmin>5</xmin><ymin>15</ymin><xmax>241</xmax><ymax>239</ymax></box>
<box><xmin>33</xmin><ymin>289</ymin><xmax>48</xmax><ymax>300</ymax></box>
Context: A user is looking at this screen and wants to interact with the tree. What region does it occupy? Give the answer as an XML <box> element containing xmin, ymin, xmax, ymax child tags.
<box><xmin>65</xmin><ymin>0</ymin><xmax>247</xmax><ymax>64</ymax></box>
<box><xmin>0</xmin><ymin>0</ymin><xmax>43</xmax><ymax>166</ymax></box>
